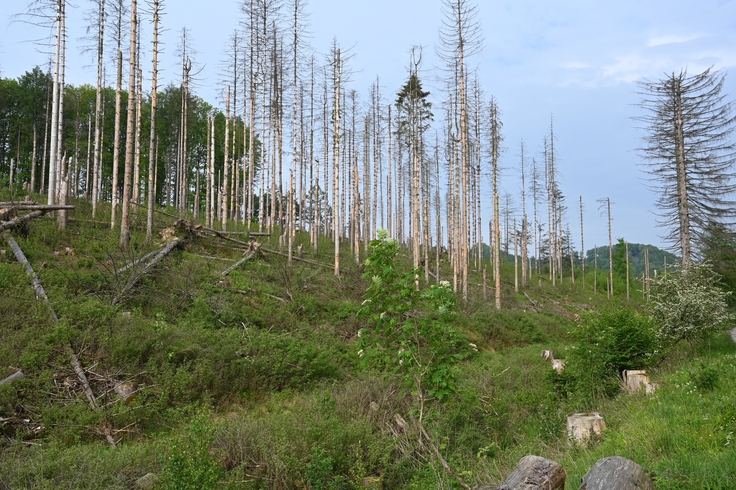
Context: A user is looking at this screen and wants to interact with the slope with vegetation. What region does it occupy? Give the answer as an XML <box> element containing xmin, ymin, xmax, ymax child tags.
<box><xmin>0</xmin><ymin>194</ymin><xmax>735</xmax><ymax>490</ymax></box>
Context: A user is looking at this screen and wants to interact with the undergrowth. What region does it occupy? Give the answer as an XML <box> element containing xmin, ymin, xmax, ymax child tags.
<box><xmin>0</xmin><ymin>194</ymin><xmax>734</xmax><ymax>489</ymax></box>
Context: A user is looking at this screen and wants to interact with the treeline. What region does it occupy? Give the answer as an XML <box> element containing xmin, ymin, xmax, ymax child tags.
<box><xmin>0</xmin><ymin>66</ymin><xmax>254</xmax><ymax>212</ymax></box>
<box><xmin>585</xmin><ymin>242</ymin><xmax>679</xmax><ymax>277</ymax></box>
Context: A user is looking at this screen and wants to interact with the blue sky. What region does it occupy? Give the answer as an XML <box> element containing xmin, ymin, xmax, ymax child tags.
<box><xmin>3</xmin><ymin>0</ymin><xmax>736</xmax><ymax>254</ymax></box>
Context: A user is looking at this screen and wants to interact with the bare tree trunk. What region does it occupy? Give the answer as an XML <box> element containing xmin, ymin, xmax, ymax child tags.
<box><xmin>625</xmin><ymin>240</ymin><xmax>630</xmax><ymax>301</ymax></box>
<box><xmin>222</xmin><ymin>87</ymin><xmax>231</xmax><ymax>231</ymax></box>
<box><xmin>120</xmin><ymin>0</ymin><xmax>138</xmax><ymax>249</ymax></box>
<box><xmin>579</xmin><ymin>195</ymin><xmax>585</xmax><ymax>288</ymax></box>
<box><xmin>110</xmin><ymin>0</ymin><xmax>125</xmax><ymax>226</ymax></box>
<box><xmin>47</xmin><ymin>0</ymin><xmax>64</xmax><ymax>207</ymax></box>
<box><xmin>333</xmin><ymin>47</ymin><xmax>341</xmax><ymax>277</ymax></box>
<box><xmin>91</xmin><ymin>0</ymin><xmax>105</xmax><ymax>217</ymax></box>
<box><xmin>607</xmin><ymin>198</ymin><xmax>613</xmax><ymax>298</ymax></box>
<box><xmin>146</xmin><ymin>0</ymin><xmax>160</xmax><ymax>242</ymax></box>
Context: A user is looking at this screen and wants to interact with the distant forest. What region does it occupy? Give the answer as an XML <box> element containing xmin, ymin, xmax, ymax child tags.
<box><xmin>585</xmin><ymin>243</ymin><xmax>679</xmax><ymax>277</ymax></box>
<box><xmin>476</xmin><ymin>241</ymin><xmax>678</xmax><ymax>278</ymax></box>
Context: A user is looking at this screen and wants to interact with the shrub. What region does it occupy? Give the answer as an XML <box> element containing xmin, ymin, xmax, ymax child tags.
<box><xmin>559</xmin><ymin>309</ymin><xmax>658</xmax><ymax>405</ymax></box>
<box><xmin>160</xmin><ymin>414</ymin><xmax>223</xmax><ymax>490</ymax></box>
<box><xmin>649</xmin><ymin>261</ymin><xmax>734</xmax><ymax>347</ymax></box>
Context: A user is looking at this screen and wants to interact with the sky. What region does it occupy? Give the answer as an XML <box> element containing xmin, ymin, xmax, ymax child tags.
<box><xmin>2</xmin><ymin>0</ymin><xmax>736</xmax><ymax>254</ymax></box>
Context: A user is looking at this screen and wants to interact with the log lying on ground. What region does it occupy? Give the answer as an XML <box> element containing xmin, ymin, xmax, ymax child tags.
<box><xmin>112</xmin><ymin>236</ymin><xmax>185</xmax><ymax>305</ymax></box>
<box><xmin>222</xmin><ymin>252</ymin><xmax>256</xmax><ymax>276</ymax></box>
<box><xmin>0</xmin><ymin>204</ymin><xmax>75</xmax><ymax>211</ymax></box>
<box><xmin>492</xmin><ymin>455</ymin><xmax>566</xmax><ymax>490</ymax></box>
<box><xmin>0</xmin><ymin>201</ymin><xmax>37</xmax><ymax>206</ymax></box>
<box><xmin>0</xmin><ymin>371</ymin><xmax>24</xmax><ymax>387</ymax></box>
<box><xmin>0</xmin><ymin>210</ymin><xmax>45</xmax><ymax>233</ymax></box>
<box><xmin>4</xmin><ymin>232</ymin><xmax>97</xmax><ymax>410</ymax></box>
<box><xmin>117</xmin><ymin>247</ymin><xmax>164</xmax><ymax>275</ymax></box>
<box><xmin>261</xmin><ymin>246</ymin><xmax>334</xmax><ymax>270</ymax></box>
<box><xmin>579</xmin><ymin>456</ymin><xmax>655</xmax><ymax>490</ymax></box>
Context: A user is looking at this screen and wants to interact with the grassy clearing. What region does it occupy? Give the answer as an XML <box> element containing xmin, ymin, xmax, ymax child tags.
<box><xmin>1</xmin><ymin>195</ymin><xmax>735</xmax><ymax>488</ymax></box>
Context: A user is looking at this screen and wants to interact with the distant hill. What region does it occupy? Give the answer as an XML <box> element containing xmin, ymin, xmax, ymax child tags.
<box><xmin>585</xmin><ymin>243</ymin><xmax>679</xmax><ymax>277</ymax></box>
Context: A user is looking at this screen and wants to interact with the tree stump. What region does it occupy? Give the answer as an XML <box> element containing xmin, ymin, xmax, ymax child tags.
<box><xmin>622</xmin><ymin>370</ymin><xmax>657</xmax><ymax>394</ymax></box>
<box><xmin>579</xmin><ymin>456</ymin><xmax>656</xmax><ymax>490</ymax></box>
<box><xmin>567</xmin><ymin>413</ymin><xmax>605</xmax><ymax>445</ymax></box>
<box><xmin>493</xmin><ymin>455</ymin><xmax>566</xmax><ymax>490</ymax></box>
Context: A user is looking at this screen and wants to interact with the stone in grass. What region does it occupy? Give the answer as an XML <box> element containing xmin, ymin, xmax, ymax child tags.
<box><xmin>579</xmin><ymin>456</ymin><xmax>656</xmax><ymax>490</ymax></box>
<box><xmin>134</xmin><ymin>473</ymin><xmax>160</xmax><ymax>489</ymax></box>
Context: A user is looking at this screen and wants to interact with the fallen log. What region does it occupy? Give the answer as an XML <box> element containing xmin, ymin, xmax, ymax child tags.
<box><xmin>0</xmin><ymin>371</ymin><xmax>24</xmax><ymax>387</ymax></box>
<box><xmin>236</xmin><ymin>288</ymin><xmax>288</xmax><ymax>303</ymax></box>
<box><xmin>117</xmin><ymin>247</ymin><xmax>164</xmax><ymax>275</ymax></box>
<box><xmin>0</xmin><ymin>210</ymin><xmax>45</xmax><ymax>233</ymax></box>
<box><xmin>261</xmin><ymin>246</ymin><xmax>334</xmax><ymax>270</ymax></box>
<box><xmin>579</xmin><ymin>456</ymin><xmax>655</xmax><ymax>490</ymax></box>
<box><xmin>112</xmin><ymin>236</ymin><xmax>185</xmax><ymax>305</ymax></box>
<box><xmin>0</xmin><ymin>201</ymin><xmax>37</xmax><ymax>206</ymax></box>
<box><xmin>0</xmin><ymin>204</ymin><xmax>75</xmax><ymax>211</ymax></box>
<box><xmin>222</xmin><ymin>252</ymin><xmax>255</xmax><ymax>276</ymax></box>
<box><xmin>494</xmin><ymin>455</ymin><xmax>566</xmax><ymax>490</ymax></box>
<box><xmin>5</xmin><ymin>232</ymin><xmax>98</xmax><ymax>410</ymax></box>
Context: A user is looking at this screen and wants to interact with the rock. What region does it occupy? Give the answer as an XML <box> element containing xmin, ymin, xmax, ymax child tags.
<box><xmin>567</xmin><ymin>413</ymin><xmax>606</xmax><ymax>445</ymax></box>
<box><xmin>496</xmin><ymin>455</ymin><xmax>566</xmax><ymax>490</ymax></box>
<box><xmin>135</xmin><ymin>473</ymin><xmax>159</xmax><ymax>490</ymax></box>
<box><xmin>579</xmin><ymin>456</ymin><xmax>655</xmax><ymax>490</ymax></box>
<box><xmin>114</xmin><ymin>381</ymin><xmax>138</xmax><ymax>403</ymax></box>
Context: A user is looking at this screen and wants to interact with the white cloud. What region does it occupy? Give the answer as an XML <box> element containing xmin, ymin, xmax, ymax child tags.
<box><xmin>561</xmin><ymin>61</ymin><xmax>590</xmax><ymax>70</ymax></box>
<box><xmin>647</xmin><ymin>34</ymin><xmax>701</xmax><ymax>47</ymax></box>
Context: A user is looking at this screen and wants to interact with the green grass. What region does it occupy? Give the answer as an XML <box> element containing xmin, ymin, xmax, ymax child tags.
<box><xmin>1</xmin><ymin>193</ymin><xmax>735</xmax><ymax>489</ymax></box>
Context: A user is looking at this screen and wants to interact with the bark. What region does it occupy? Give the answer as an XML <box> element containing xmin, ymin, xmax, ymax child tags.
<box><xmin>333</xmin><ymin>47</ymin><xmax>341</xmax><ymax>277</ymax></box>
<box><xmin>146</xmin><ymin>0</ymin><xmax>160</xmax><ymax>242</ymax></box>
<box><xmin>120</xmin><ymin>0</ymin><xmax>138</xmax><ymax>249</ymax></box>
<box><xmin>47</xmin><ymin>0</ymin><xmax>63</xmax><ymax>206</ymax></box>
<box><xmin>579</xmin><ymin>456</ymin><xmax>655</xmax><ymax>490</ymax></box>
<box><xmin>496</xmin><ymin>455</ymin><xmax>566</xmax><ymax>490</ymax></box>
<box><xmin>0</xmin><ymin>371</ymin><xmax>24</xmax><ymax>387</ymax></box>
<box><xmin>0</xmin><ymin>210</ymin><xmax>45</xmax><ymax>233</ymax></box>
<box><xmin>91</xmin><ymin>0</ymin><xmax>106</xmax><ymax>218</ymax></box>
<box><xmin>580</xmin><ymin>196</ymin><xmax>585</xmax><ymax>288</ymax></box>
<box><xmin>261</xmin><ymin>247</ymin><xmax>334</xmax><ymax>270</ymax></box>
<box><xmin>222</xmin><ymin>252</ymin><xmax>255</xmax><ymax>276</ymax></box>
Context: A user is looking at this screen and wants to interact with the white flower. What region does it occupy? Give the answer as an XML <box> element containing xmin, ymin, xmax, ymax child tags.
<box><xmin>439</xmin><ymin>280</ymin><xmax>451</xmax><ymax>289</ymax></box>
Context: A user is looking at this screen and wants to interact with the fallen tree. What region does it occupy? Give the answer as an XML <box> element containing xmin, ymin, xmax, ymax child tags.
<box><xmin>4</xmin><ymin>232</ymin><xmax>98</xmax><ymax>411</ymax></box>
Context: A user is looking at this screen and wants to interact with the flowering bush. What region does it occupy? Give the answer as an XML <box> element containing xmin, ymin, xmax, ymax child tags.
<box><xmin>649</xmin><ymin>262</ymin><xmax>734</xmax><ymax>346</ymax></box>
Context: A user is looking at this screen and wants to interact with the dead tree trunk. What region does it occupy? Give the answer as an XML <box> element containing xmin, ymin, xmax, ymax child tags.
<box><xmin>5</xmin><ymin>233</ymin><xmax>97</xmax><ymax>410</ymax></box>
<box><xmin>579</xmin><ymin>456</ymin><xmax>655</xmax><ymax>490</ymax></box>
<box><xmin>494</xmin><ymin>455</ymin><xmax>566</xmax><ymax>490</ymax></box>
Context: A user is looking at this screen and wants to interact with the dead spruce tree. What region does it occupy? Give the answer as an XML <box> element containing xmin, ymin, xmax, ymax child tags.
<box><xmin>637</xmin><ymin>67</ymin><xmax>736</xmax><ymax>267</ymax></box>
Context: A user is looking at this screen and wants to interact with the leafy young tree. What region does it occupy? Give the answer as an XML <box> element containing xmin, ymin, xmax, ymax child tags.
<box><xmin>637</xmin><ymin>67</ymin><xmax>736</xmax><ymax>267</ymax></box>
<box><xmin>649</xmin><ymin>261</ymin><xmax>733</xmax><ymax>346</ymax></box>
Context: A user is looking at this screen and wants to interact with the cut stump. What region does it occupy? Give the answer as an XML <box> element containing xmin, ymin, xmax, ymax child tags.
<box><xmin>622</xmin><ymin>370</ymin><xmax>657</xmax><ymax>394</ymax></box>
<box><xmin>567</xmin><ymin>413</ymin><xmax>605</xmax><ymax>445</ymax></box>
<box><xmin>579</xmin><ymin>456</ymin><xmax>656</xmax><ymax>490</ymax></box>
